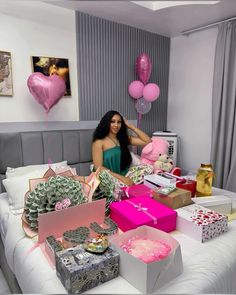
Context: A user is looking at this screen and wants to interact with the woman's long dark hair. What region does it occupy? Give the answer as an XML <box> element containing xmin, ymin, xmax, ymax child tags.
<box><xmin>93</xmin><ymin>110</ymin><xmax>132</xmax><ymax>171</ymax></box>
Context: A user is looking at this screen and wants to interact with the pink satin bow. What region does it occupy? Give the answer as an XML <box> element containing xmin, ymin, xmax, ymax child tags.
<box><xmin>134</xmin><ymin>203</ymin><xmax>148</xmax><ymax>212</ymax></box>
<box><xmin>126</xmin><ymin>200</ymin><xmax>157</xmax><ymax>225</ymax></box>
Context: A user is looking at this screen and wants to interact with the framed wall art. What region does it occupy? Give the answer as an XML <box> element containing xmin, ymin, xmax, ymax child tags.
<box><xmin>31</xmin><ymin>56</ymin><xmax>71</xmax><ymax>96</ymax></box>
<box><xmin>0</xmin><ymin>50</ymin><xmax>13</xmax><ymax>96</ymax></box>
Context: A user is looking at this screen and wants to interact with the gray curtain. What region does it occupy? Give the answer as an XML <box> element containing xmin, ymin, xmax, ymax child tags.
<box><xmin>211</xmin><ymin>21</ymin><xmax>236</xmax><ymax>192</ymax></box>
<box><xmin>76</xmin><ymin>12</ymin><xmax>170</xmax><ymax>135</ymax></box>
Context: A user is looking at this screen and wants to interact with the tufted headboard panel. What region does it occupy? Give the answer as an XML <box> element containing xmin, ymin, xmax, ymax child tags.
<box><xmin>0</xmin><ymin>129</ymin><xmax>94</xmax><ymax>193</ymax></box>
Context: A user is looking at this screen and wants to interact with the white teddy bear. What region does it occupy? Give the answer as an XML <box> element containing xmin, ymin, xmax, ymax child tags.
<box><xmin>154</xmin><ymin>154</ymin><xmax>174</xmax><ymax>173</ymax></box>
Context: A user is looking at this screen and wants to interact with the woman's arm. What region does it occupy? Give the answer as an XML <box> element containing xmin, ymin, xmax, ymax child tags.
<box><xmin>92</xmin><ymin>140</ymin><xmax>134</xmax><ymax>186</ymax></box>
<box><xmin>109</xmin><ymin>171</ymin><xmax>134</xmax><ymax>186</ymax></box>
<box><xmin>125</xmin><ymin>119</ymin><xmax>151</xmax><ymax>146</ymax></box>
<box><xmin>92</xmin><ymin>140</ymin><xmax>104</xmax><ymax>170</ymax></box>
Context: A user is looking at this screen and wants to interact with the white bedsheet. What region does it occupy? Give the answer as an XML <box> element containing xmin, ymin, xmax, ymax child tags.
<box><xmin>0</xmin><ymin>193</ymin><xmax>10</xmax><ymax>245</ymax></box>
<box><xmin>2</xmin><ymin>190</ymin><xmax>236</xmax><ymax>294</ymax></box>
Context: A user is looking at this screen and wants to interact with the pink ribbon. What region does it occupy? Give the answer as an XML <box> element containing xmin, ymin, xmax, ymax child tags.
<box><xmin>125</xmin><ymin>187</ymin><xmax>130</xmax><ymax>198</ymax></box>
<box><xmin>134</xmin><ymin>203</ymin><xmax>148</xmax><ymax>212</ymax></box>
<box><xmin>126</xmin><ymin>200</ymin><xmax>157</xmax><ymax>225</ymax></box>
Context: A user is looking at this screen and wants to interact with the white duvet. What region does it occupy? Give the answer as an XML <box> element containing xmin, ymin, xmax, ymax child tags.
<box><xmin>1</xmin><ymin>189</ymin><xmax>236</xmax><ymax>294</ymax></box>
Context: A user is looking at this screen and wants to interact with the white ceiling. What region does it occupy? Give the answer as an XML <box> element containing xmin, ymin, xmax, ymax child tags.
<box><xmin>46</xmin><ymin>0</ymin><xmax>236</xmax><ymax>37</ymax></box>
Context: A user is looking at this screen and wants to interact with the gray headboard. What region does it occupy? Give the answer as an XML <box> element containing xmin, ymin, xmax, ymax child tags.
<box><xmin>0</xmin><ymin>129</ymin><xmax>94</xmax><ymax>193</ymax></box>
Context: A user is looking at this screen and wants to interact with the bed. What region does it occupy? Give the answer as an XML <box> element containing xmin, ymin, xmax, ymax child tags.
<box><xmin>1</xmin><ymin>129</ymin><xmax>236</xmax><ymax>294</ymax></box>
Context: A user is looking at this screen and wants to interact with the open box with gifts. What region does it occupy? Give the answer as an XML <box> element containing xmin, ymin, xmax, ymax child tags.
<box><xmin>29</xmin><ymin>198</ymin><xmax>120</xmax><ymax>294</ymax></box>
<box><xmin>39</xmin><ymin>199</ymin><xmax>109</xmax><ymax>265</ymax></box>
<box><xmin>20</xmin><ymin>166</ymin><xmax>120</xmax><ymax>275</ymax></box>
<box><xmin>110</xmin><ymin>225</ymin><xmax>183</xmax><ymax>294</ymax></box>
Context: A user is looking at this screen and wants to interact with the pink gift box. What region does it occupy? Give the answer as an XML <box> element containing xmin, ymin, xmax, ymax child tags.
<box><xmin>121</xmin><ymin>184</ymin><xmax>154</xmax><ymax>200</ymax></box>
<box><xmin>110</xmin><ymin>196</ymin><xmax>176</xmax><ymax>233</ymax></box>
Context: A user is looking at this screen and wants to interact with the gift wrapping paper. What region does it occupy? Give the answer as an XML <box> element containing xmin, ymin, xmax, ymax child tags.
<box><xmin>177</xmin><ymin>204</ymin><xmax>228</xmax><ymax>242</ymax></box>
<box><xmin>56</xmin><ymin>246</ymin><xmax>119</xmax><ymax>293</ymax></box>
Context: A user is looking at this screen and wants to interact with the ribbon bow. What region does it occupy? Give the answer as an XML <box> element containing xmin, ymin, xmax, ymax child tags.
<box><xmin>134</xmin><ymin>203</ymin><xmax>148</xmax><ymax>212</ymax></box>
<box><xmin>55</xmin><ymin>198</ymin><xmax>71</xmax><ymax>211</ymax></box>
<box><xmin>127</xmin><ymin>200</ymin><xmax>157</xmax><ymax>225</ymax></box>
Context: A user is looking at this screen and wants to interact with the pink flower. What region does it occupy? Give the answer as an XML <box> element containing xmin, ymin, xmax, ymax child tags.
<box><xmin>55</xmin><ymin>201</ymin><xmax>63</xmax><ymax>211</ymax></box>
<box><xmin>62</xmin><ymin>198</ymin><xmax>71</xmax><ymax>209</ymax></box>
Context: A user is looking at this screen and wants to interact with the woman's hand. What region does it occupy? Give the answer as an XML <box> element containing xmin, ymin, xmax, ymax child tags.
<box><xmin>107</xmin><ymin>169</ymin><xmax>134</xmax><ymax>186</ymax></box>
<box><xmin>96</xmin><ymin>167</ymin><xmax>134</xmax><ymax>186</ymax></box>
<box><xmin>124</xmin><ymin>118</ymin><xmax>136</xmax><ymax>131</ymax></box>
<box><xmin>124</xmin><ymin>119</ymin><xmax>151</xmax><ymax>146</ymax></box>
<box><xmin>121</xmin><ymin>176</ymin><xmax>134</xmax><ymax>186</ymax></box>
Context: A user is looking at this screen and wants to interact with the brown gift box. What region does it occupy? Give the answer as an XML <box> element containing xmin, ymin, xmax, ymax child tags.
<box><xmin>152</xmin><ymin>188</ymin><xmax>193</xmax><ymax>209</ymax></box>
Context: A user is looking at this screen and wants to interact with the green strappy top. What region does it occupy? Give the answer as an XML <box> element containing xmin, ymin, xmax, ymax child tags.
<box><xmin>103</xmin><ymin>146</ymin><xmax>128</xmax><ymax>176</ymax></box>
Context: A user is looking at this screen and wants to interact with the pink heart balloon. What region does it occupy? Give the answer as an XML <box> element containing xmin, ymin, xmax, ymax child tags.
<box><xmin>27</xmin><ymin>72</ymin><xmax>66</xmax><ymax>113</ymax></box>
<box><xmin>135</xmin><ymin>53</ymin><xmax>152</xmax><ymax>85</ymax></box>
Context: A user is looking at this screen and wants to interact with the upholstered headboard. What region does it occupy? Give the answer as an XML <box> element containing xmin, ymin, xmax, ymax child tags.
<box><xmin>0</xmin><ymin>129</ymin><xmax>94</xmax><ymax>193</ymax></box>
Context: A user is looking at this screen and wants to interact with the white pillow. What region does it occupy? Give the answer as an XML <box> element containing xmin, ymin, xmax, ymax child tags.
<box><xmin>6</xmin><ymin>161</ymin><xmax>67</xmax><ymax>179</ymax></box>
<box><xmin>2</xmin><ymin>168</ymin><xmax>49</xmax><ymax>215</ymax></box>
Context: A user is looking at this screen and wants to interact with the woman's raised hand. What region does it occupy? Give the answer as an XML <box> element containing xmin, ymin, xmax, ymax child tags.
<box><xmin>124</xmin><ymin>118</ymin><xmax>135</xmax><ymax>131</ymax></box>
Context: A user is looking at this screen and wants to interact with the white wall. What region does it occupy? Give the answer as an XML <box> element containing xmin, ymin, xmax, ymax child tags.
<box><xmin>0</xmin><ymin>1</ymin><xmax>79</xmax><ymax>122</ymax></box>
<box><xmin>168</xmin><ymin>27</ymin><xmax>218</xmax><ymax>173</ymax></box>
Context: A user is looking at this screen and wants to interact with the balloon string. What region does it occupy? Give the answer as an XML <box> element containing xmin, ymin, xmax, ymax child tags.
<box><xmin>44</xmin><ymin>112</ymin><xmax>52</xmax><ymax>167</ymax></box>
<box><xmin>137</xmin><ymin>112</ymin><xmax>142</xmax><ymax>129</ymax></box>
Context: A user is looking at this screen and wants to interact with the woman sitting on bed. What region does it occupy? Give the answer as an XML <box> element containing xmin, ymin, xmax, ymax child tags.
<box><xmin>92</xmin><ymin>110</ymin><xmax>153</xmax><ymax>213</ymax></box>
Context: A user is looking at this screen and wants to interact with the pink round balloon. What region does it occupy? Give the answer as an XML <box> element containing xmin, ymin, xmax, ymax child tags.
<box><xmin>135</xmin><ymin>97</ymin><xmax>152</xmax><ymax>114</ymax></box>
<box><xmin>143</xmin><ymin>83</ymin><xmax>160</xmax><ymax>102</ymax></box>
<box><xmin>128</xmin><ymin>80</ymin><xmax>144</xmax><ymax>99</ymax></box>
<box><xmin>136</xmin><ymin>53</ymin><xmax>152</xmax><ymax>85</ymax></box>
<box><xmin>27</xmin><ymin>72</ymin><xmax>66</xmax><ymax>113</ymax></box>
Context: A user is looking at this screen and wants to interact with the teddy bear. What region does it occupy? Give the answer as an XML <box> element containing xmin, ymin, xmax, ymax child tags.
<box><xmin>141</xmin><ymin>137</ymin><xmax>169</xmax><ymax>165</ymax></box>
<box><xmin>141</xmin><ymin>137</ymin><xmax>182</xmax><ymax>176</ymax></box>
<box><xmin>154</xmin><ymin>154</ymin><xmax>174</xmax><ymax>173</ymax></box>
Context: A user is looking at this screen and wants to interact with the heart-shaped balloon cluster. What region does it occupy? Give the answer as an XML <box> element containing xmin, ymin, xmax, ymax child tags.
<box><xmin>27</xmin><ymin>72</ymin><xmax>66</xmax><ymax>113</ymax></box>
<box><xmin>128</xmin><ymin>53</ymin><xmax>160</xmax><ymax>115</ymax></box>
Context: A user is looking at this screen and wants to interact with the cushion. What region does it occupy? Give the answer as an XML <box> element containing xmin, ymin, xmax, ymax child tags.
<box><xmin>3</xmin><ymin>169</ymin><xmax>52</xmax><ymax>215</ymax></box>
<box><xmin>6</xmin><ymin>161</ymin><xmax>67</xmax><ymax>179</ymax></box>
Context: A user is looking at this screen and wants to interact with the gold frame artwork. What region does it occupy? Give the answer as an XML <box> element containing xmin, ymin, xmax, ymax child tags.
<box><xmin>31</xmin><ymin>56</ymin><xmax>71</xmax><ymax>96</ymax></box>
<box><xmin>0</xmin><ymin>51</ymin><xmax>13</xmax><ymax>96</ymax></box>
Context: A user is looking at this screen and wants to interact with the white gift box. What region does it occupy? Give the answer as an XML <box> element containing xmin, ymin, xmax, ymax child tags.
<box><xmin>144</xmin><ymin>173</ymin><xmax>176</xmax><ymax>188</ymax></box>
<box><xmin>192</xmin><ymin>195</ymin><xmax>232</xmax><ymax>215</ymax></box>
<box><xmin>110</xmin><ymin>225</ymin><xmax>183</xmax><ymax>294</ymax></box>
<box><xmin>176</xmin><ymin>204</ymin><xmax>228</xmax><ymax>243</ymax></box>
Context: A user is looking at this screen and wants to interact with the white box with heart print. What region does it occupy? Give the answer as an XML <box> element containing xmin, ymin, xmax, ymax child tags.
<box><xmin>176</xmin><ymin>204</ymin><xmax>228</xmax><ymax>243</ymax></box>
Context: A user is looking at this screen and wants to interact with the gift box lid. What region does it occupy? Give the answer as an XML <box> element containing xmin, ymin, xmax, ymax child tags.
<box><xmin>192</xmin><ymin>195</ymin><xmax>232</xmax><ymax>206</ymax></box>
<box><xmin>176</xmin><ymin>203</ymin><xmax>227</xmax><ymax>226</ymax></box>
<box><xmin>56</xmin><ymin>245</ymin><xmax>119</xmax><ymax>271</ymax></box>
<box><xmin>110</xmin><ymin>196</ymin><xmax>176</xmax><ymax>227</ymax></box>
<box><xmin>144</xmin><ymin>174</ymin><xmax>176</xmax><ymax>185</ymax></box>
<box><xmin>121</xmin><ymin>184</ymin><xmax>154</xmax><ymax>198</ymax></box>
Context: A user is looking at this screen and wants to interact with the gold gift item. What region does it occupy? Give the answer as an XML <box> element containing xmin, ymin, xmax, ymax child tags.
<box><xmin>196</xmin><ymin>164</ymin><xmax>214</xmax><ymax>197</ymax></box>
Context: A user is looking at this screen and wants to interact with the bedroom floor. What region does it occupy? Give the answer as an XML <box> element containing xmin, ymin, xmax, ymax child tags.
<box><xmin>0</xmin><ymin>269</ymin><xmax>10</xmax><ymax>294</ymax></box>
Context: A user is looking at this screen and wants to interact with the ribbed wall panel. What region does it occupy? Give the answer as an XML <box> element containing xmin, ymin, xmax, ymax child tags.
<box><xmin>76</xmin><ymin>12</ymin><xmax>170</xmax><ymax>135</ymax></box>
